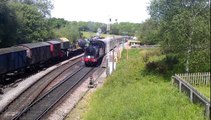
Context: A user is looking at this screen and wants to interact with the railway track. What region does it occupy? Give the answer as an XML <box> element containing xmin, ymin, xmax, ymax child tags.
<box><xmin>0</xmin><ymin>57</ymin><xmax>82</xmax><ymax>120</ymax></box>
<box><xmin>13</xmin><ymin>67</ymin><xmax>93</xmax><ymax>120</ymax></box>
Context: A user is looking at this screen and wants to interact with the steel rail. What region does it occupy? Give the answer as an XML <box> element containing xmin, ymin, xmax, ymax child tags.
<box><xmin>13</xmin><ymin>67</ymin><xmax>93</xmax><ymax>120</ymax></box>
<box><xmin>0</xmin><ymin>58</ymin><xmax>82</xmax><ymax>120</ymax></box>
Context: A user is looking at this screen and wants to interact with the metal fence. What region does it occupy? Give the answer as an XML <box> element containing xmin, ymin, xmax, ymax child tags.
<box><xmin>172</xmin><ymin>73</ymin><xmax>210</xmax><ymax>120</ymax></box>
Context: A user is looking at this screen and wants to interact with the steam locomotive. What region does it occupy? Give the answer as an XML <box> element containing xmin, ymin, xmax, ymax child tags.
<box><xmin>82</xmin><ymin>36</ymin><xmax>125</xmax><ymax>66</ymax></box>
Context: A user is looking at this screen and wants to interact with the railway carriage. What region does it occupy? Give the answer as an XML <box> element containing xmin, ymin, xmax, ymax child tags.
<box><xmin>54</xmin><ymin>38</ymin><xmax>70</xmax><ymax>58</ymax></box>
<box><xmin>0</xmin><ymin>38</ymin><xmax>85</xmax><ymax>84</ymax></box>
<box><xmin>46</xmin><ymin>40</ymin><xmax>61</xmax><ymax>59</ymax></box>
<box><xmin>19</xmin><ymin>42</ymin><xmax>51</xmax><ymax>65</ymax></box>
<box><xmin>58</xmin><ymin>38</ymin><xmax>70</xmax><ymax>50</ymax></box>
<box><xmin>0</xmin><ymin>47</ymin><xmax>27</xmax><ymax>81</ymax></box>
<box><xmin>0</xmin><ymin>47</ymin><xmax>27</xmax><ymax>72</ymax></box>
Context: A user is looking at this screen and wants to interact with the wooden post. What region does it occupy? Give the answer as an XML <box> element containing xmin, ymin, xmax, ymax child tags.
<box><xmin>179</xmin><ymin>81</ymin><xmax>182</xmax><ymax>92</ymax></box>
<box><xmin>190</xmin><ymin>90</ymin><xmax>193</xmax><ymax>102</ymax></box>
<box><xmin>205</xmin><ymin>103</ymin><xmax>210</xmax><ymax>120</ymax></box>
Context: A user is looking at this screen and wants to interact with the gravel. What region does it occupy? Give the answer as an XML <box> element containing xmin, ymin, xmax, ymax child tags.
<box><xmin>46</xmin><ymin>69</ymin><xmax>107</xmax><ymax>120</ymax></box>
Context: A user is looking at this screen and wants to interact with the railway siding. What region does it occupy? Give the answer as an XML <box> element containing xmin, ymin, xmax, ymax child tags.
<box><xmin>0</xmin><ymin>54</ymin><xmax>83</xmax><ymax>114</ymax></box>
<box><xmin>0</xmin><ymin>60</ymin><xmax>81</xmax><ymax>120</ymax></box>
<box><xmin>14</xmin><ymin>67</ymin><xmax>93</xmax><ymax>120</ymax></box>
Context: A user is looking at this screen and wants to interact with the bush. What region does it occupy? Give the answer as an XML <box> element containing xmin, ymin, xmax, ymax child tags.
<box><xmin>157</xmin><ymin>63</ymin><xmax>168</xmax><ymax>74</ymax></box>
<box><xmin>164</xmin><ymin>55</ymin><xmax>179</xmax><ymax>70</ymax></box>
<box><xmin>140</xmin><ymin>49</ymin><xmax>161</xmax><ymax>62</ymax></box>
<box><xmin>145</xmin><ymin>55</ymin><xmax>180</xmax><ymax>75</ymax></box>
<box><xmin>146</xmin><ymin>61</ymin><xmax>158</xmax><ymax>70</ymax></box>
<box><xmin>146</xmin><ymin>61</ymin><xmax>168</xmax><ymax>74</ymax></box>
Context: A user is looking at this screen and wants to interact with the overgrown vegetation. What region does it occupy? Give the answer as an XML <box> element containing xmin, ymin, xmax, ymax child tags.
<box><xmin>194</xmin><ymin>85</ymin><xmax>210</xmax><ymax>100</ymax></box>
<box><xmin>142</xmin><ymin>49</ymin><xmax>210</xmax><ymax>100</ymax></box>
<box><xmin>83</xmin><ymin>49</ymin><xmax>204</xmax><ymax>120</ymax></box>
<box><xmin>140</xmin><ymin>48</ymin><xmax>182</xmax><ymax>78</ymax></box>
<box><xmin>142</xmin><ymin>0</ymin><xmax>210</xmax><ymax>72</ymax></box>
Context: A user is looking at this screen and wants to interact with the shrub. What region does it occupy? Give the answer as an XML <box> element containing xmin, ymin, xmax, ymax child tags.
<box><xmin>146</xmin><ymin>61</ymin><xmax>168</xmax><ymax>74</ymax></box>
<box><xmin>157</xmin><ymin>63</ymin><xmax>168</xmax><ymax>74</ymax></box>
<box><xmin>146</xmin><ymin>61</ymin><xmax>158</xmax><ymax>70</ymax></box>
<box><xmin>140</xmin><ymin>48</ymin><xmax>161</xmax><ymax>62</ymax></box>
<box><xmin>164</xmin><ymin>55</ymin><xmax>179</xmax><ymax>70</ymax></box>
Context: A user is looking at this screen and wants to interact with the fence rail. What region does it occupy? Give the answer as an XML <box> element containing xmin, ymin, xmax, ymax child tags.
<box><xmin>176</xmin><ymin>72</ymin><xmax>210</xmax><ymax>86</ymax></box>
<box><xmin>172</xmin><ymin>73</ymin><xmax>210</xmax><ymax>120</ymax></box>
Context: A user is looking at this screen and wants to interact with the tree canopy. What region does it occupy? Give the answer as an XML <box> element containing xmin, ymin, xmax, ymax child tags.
<box><xmin>0</xmin><ymin>1</ymin><xmax>18</xmax><ymax>47</ymax></box>
<box><xmin>0</xmin><ymin>0</ymin><xmax>53</xmax><ymax>47</ymax></box>
<box><xmin>52</xmin><ymin>22</ymin><xmax>82</xmax><ymax>43</ymax></box>
<box><xmin>148</xmin><ymin>0</ymin><xmax>210</xmax><ymax>72</ymax></box>
<box><xmin>136</xmin><ymin>18</ymin><xmax>160</xmax><ymax>45</ymax></box>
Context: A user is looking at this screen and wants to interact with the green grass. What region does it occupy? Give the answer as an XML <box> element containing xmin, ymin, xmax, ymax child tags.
<box><xmin>194</xmin><ymin>85</ymin><xmax>210</xmax><ymax>100</ymax></box>
<box><xmin>82</xmin><ymin>31</ymin><xmax>118</xmax><ymax>38</ymax></box>
<box><xmin>83</xmin><ymin>49</ymin><xmax>204</xmax><ymax>120</ymax></box>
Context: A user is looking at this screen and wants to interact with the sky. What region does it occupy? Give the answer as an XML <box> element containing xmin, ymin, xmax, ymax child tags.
<box><xmin>51</xmin><ymin>0</ymin><xmax>151</xmax><ymax>24</ymax></box>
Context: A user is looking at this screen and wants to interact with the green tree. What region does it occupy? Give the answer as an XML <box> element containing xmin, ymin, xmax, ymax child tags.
<box><xmin>0</xmin><ymin>1</ymin><xmax>53</xmax><ymax>48</ymax></box>
<box><xmin>110</xmin><ymin>23</ymin><xmax>119</xmax><ymax>35</ymax></box>
<box><xmin>0</xmin><ymin>1</ymin><xmax>18</xmax><ymax>47</ymax></box>
<box><xmin>11</xmin><ymin>0</ymin><xmax>53</xmax><ymax>17</ymax></box>
<box><xmin>9</xmin><ymin>2</ymin><xmax>50</xmax><ymax>43</ymax></box>
<box><xmin>137</xmin><ymin>18</ymin><xmax>160</xmax><ymax>45</ymax></box>
<box><xmin>48</xmin><ymin>18</ymin><xmax>68</xmax><ymax>29</ymax></box>
<box><xmin>53</xmin><ymin>23</ymin><xmax>82</xmax><ymax>43</ymax></box>
<box><xmin>117</xmin><ymin>22</ymin><xmax>141</xmax><ymax>36</ymax></box>
<box><xmin>149</xmin><ymin>0</ymin><xmax>210</xmax><ymax>72</ymax></box>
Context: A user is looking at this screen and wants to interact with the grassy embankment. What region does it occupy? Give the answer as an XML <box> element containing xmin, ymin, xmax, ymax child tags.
<box><xmin>195</xmin><ymin>85</ymin><xmax>210</xmax><ymax>100</ymax></box>
<box><xmin>83</xmin><ymin>48</ymin><xmax>205</xmax><ymax>120</ymax></box>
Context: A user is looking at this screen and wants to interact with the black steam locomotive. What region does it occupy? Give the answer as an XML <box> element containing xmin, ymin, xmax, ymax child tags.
<box><xmin>82</xmin><ymin>36</ymin><xmax>125</xmax><ymax>66</ymax></box>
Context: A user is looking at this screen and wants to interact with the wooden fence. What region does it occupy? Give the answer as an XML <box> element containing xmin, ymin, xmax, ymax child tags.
<box><xmin>172</xmin><ymin>72</ymin><xmax>210</xmax><ymax>120</ymax></box>
<box><xmin>176</xmin><ymin>72</ymin><xmax>210</xmax><ymax>86</ymax></box>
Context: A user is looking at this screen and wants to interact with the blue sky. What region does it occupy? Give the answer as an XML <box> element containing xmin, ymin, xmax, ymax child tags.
<box><xmin>51</xmin><ymin>0</ymin><xmax>150</xmax><ymax>23</ymax></box>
